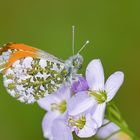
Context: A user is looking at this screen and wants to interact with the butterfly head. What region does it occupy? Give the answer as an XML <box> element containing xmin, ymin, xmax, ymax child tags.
<box><xmin>70</xmin><ymin>53</ymin><xmax>83</xmax><ymax>70</ymax></box>
<box><xmin>64</xmin><ymin>53</ymin><xmax>83</xmax><ymax>80</ymax></box>
<box><xmin>64</xmin><ymin>26</ymin><xmax>90</xmax><ymax>82</ymax></box>
<box><xmin>65</xmin><ymin>39</ymin><xmax>89</xmax><ymax>72</ymax></box>
<box><xmin>72</xmin><ymin>53</ymin><xmax>83</xmax><ymax>69</ymax></box>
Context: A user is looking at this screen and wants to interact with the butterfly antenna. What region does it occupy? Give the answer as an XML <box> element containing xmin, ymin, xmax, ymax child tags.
<box><xmin>77</xmin><ymin>40</ymin><xmax>89</xmax><ymax>54</ymax></box>
<box><xmin>72</xmin><ymin>26</ymin><xmax>75</xmax><ymax>55</ymax></box>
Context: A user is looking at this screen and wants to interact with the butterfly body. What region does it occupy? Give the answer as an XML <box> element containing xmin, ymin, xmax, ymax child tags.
<box><xmin>0</xmin><ymin>43</ymin><xmax>83</xmax><ymax>103</ymax></box>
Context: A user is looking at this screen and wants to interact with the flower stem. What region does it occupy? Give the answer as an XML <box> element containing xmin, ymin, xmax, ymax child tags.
<box><xmin>105</xmin><ymin>102</ymin><xmax>140</xmax><ymax>140</ymax></box>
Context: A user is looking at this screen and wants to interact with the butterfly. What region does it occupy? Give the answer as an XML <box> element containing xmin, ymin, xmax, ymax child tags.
<box><xmin>0</xmin><ymin>27</ymin><xmax>89</xmax><ymax>104</ymax></box>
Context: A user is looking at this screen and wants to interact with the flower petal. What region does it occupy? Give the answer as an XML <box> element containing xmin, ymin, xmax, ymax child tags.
<box><xmin>105</xmin><ymin>72</ymin><xmax>124</xmax><ymax>102</ymax></box>
<box><xmin>92</xmin><ymin>103</ymin><xmax>106</xmax><ymax>127</ymax></box>
<box><xmin>77</xmin><ymin>113</ymin><xmax>98</xmax><ymax>138</ymax></box>
<box><xmin>38</xmin><ymin>85</ymin><xmax>71</xmax><ymax>111</ymax></box>
<box><xmin>68</xmin><ymin>91</ymin><xmax>96</xmax><ymax>116</ymax></box>
<box><xmin>42</xmin><ymin>112</ymin><xmax>60</xmax><ymax>139</ymax></box>
<box><xmin>54</xmin><ymin>85</ymin><xmax>71</xmax><ymax>102</ymax></box>
<box><xmin>86</xmin><ymin>59</ymin><xmax>105</xmax><ymax>91</ymax></box>
<box><xmin>37</xmin><ymin>94</ymin><xmax>60</xmax><ymax>111</ymax></box>
<box><xmin>52</xmin><ymin>119</ymin><xmax>73</xmax><ymax>140</ymax></box>
<box><xmin>96</xmin><ymin>121</ymin><xmax>120</xmax><ymax>139</ymax></box>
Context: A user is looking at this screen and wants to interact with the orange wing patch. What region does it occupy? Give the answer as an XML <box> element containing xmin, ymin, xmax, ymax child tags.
<box><xmin>6</xmin><ymin>51</ymin><xmax>37</xmax><ymax>69</ymax></box>
<box><xmin>0</xmin><ymin>43</ymin><xmax>38</xmax><ymax>73</ymax></box>
<box><xmin>0</xmin><ymin>42</ymin><xmax>36</xmax><ymax>53</ymax></box>
<box><xmin>8</xmin><ymin>43</ymin><xmax>37</xmax><ymax>52</ymax></box>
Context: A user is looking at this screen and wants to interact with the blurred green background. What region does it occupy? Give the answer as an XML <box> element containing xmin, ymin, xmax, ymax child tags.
<box><xmin>0</xmin><ymin>0</ymin><xmax>140</xmax><ymax>139</ymax></box>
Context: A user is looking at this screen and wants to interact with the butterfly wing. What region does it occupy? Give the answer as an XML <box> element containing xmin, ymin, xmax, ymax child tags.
<box><xmin>0</xmin><ymin>42</ymin><xmax>64</xmax><ymax>72</ymax></box>
<box><xmin>1</xmin><ymin>43</ymin><xmax>68</xmax><ymax>104</ymax></box>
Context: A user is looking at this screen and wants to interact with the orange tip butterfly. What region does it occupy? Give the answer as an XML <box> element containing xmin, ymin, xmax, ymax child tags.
<box><xmin>0</xmin><ymin>26</ymin><xmax>89</xmax><ymax>104</ymax></box>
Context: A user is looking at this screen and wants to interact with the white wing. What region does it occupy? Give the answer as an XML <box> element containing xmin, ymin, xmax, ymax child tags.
<box><xmin>0</xmin><ymin>43</ymin><xmax>68</xmax><ymax>104</ymax></box>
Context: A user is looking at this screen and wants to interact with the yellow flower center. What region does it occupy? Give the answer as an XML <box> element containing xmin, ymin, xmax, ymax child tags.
<box><xmin>68</xmin><ymin>116</ymin><xmax>86</xmax><ymax>130</ymax></box>
<box><xmin>51</xmin><ymin>100</ymin><xmax>67</xmax><ymax>113</ymax></box>
<box><xmin>89</xmin><ymin>90</ymin><xmax>107</xmax><ymax>103</ymax></box>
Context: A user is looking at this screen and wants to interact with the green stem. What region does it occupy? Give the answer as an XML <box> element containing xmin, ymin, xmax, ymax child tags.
<box><xmin>105</xmin><ymin>103</ymin><xmax>140</xmax><ymax>140</ymax></box>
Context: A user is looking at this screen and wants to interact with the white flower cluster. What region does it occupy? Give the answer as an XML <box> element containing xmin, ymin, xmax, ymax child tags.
<box><xmin>38</xmin><ymin>59</ymin><xmax>125</xmax><ymax>140</ymax></box>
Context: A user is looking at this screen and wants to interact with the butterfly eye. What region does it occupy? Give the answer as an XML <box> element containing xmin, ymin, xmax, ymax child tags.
<box><xmin>73</xmin><ymin>60</ymin><xmax>79</xmax><ymax>67</ymax></box>
<box><xmin>73</xmin><ymin>57</ymin><xmax>83</xmax><ymax>69</ymax></box>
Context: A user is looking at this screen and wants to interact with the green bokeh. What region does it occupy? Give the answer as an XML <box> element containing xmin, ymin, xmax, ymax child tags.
<box><xmin>0</xmin><ymin>0</ymin><xmax>140</xmax><ymax>139</ymax></box>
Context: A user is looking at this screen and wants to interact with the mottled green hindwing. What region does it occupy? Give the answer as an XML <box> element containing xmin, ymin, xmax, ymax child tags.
<box><xmin>3</xmin><ymin>57</ymin><xmax>68</xmax><ymax>103</ymax></box>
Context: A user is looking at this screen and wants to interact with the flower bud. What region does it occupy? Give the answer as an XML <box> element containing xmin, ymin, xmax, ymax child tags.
<box><xmin>71</xmin><ymin>76</ymin><xmax>89</xmax><ymax>93</ymax></box>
